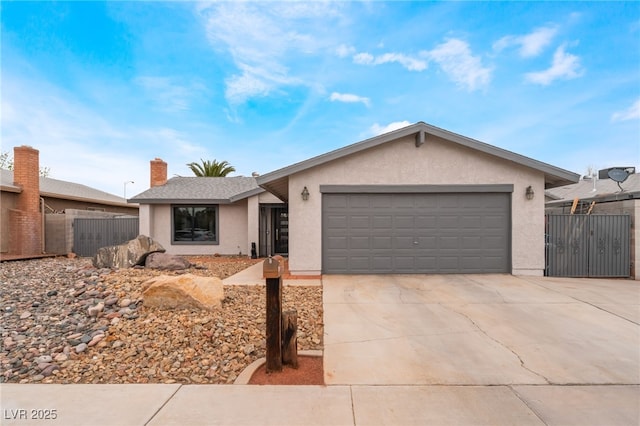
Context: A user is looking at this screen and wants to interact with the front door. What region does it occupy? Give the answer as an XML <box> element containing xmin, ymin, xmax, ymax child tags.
<box><xmin>272</xmin><ymin>207</ymin><xmax>289</xmax><ymax>255</ymax></box>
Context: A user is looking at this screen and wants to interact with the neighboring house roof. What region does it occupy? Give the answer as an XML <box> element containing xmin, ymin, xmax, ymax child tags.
<box><xmin>256</xmin><ymin>121</ymin><xmax>580</xmax><ymax>201</ymax></box>
<box><xmin>0</xmin><ymin>169</ymin><xmax>134</xmax><ymax>208</ymax></box>
<box><xmin>545</xmin><ymin>173</ymin><xmax>640</xmax><ymax>206</ymax></box>
<box><xmin>129</xmin><ymin>176</ymin><xmax>263</xmax><ymax>204</ymax></box>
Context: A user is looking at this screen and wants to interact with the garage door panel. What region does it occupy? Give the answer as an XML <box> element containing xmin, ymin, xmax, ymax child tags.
<box><xmin>323</xmin><ymin>192</ymin><xmax>510</xmax><ymax>274</ymax></box>
<box><xmin>326</xmin><ymin>215</ymin><xmax>347</xmax><ymax>229</ymax></box>
<box><xmin>350</xmin><ymin>236</ymin><xmax>370</xmax><ymax>249</ymax></box>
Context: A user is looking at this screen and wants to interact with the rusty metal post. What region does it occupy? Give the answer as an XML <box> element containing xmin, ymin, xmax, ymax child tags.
<box><xmin>264</xmin><ymin>256</ymin><xmax>284</xmax><ymax>373</ymax></box>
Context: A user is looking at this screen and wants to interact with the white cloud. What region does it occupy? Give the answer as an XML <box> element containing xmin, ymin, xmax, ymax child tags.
<box><xmin>493</xmin><ymin>26</ymin><xmax>558</xmax><ymax>57</ymax></box>
<box><xmin>425</xmin><ymin>39</ymin><xmax>492</xmax><ymax>91</ymax></box>
<box><xmin>611</xmin><ymin>99</ymin><xmax>640</xmax><ymax>122</ymax></box>
<box><xmin>370</xmin><ymin>121</ymin><xmax>411</xmax><ymax>136</ymax></box>
<box><xmin>135</xmin><ymin>76</ymin><xmax>206</xmax><ymax>112</ymax></box>
<box><xmin>336</xmin><ymin>44</ymin><xmax>355</xmax><ymax>58</ymax></box>
<box><xmin>329</xmin><ymin>92</ymin><xmax>370</xmax><ymax>107</ymax></box>
<box><xmin>197</xmin><ymin>2</ymin><xmax>343</xmax><ymax>106</ymax></box>
<box><xmin>353</xmin><ymin>51</ymin><xmax>427</xmax><ymax>71</ymax></box>
<box><xmin>525</xmin><ymin>43</ymin><xmax>583</xmax><ymax>85</ymax></box>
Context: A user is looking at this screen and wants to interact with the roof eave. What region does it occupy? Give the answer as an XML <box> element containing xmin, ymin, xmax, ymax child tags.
<box><xmin>39</xmin><ymin>191</ymin><xmax>137</xmax><ymax>208</ymax></box>
<box><xmin>129</xmin><ymin>198</ymin><xmax>233</xmax><ymax>205</ymax></box>
<box><xmin>256</xmin><ymin>121</ymin><xmax>580</xmax><ymax>190</ymax></box>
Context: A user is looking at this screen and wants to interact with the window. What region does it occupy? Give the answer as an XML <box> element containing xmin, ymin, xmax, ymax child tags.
<box><xmin>172</xmin><ymin>205</ymin><xmax>218</xmax><ymax>244</ymax></box>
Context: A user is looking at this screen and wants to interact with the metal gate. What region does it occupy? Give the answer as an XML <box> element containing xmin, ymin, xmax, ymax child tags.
<box><xmin>545</xmin><ymin>214</ymin><xmax>630</xmax><ymax>277</ymax></box>
<box><xmin>73</xmin><ymin>218</ymin><xmax>139</xmax><ymax>257</ymax></box>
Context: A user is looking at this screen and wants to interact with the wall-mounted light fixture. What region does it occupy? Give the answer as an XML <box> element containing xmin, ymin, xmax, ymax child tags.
<box><xmin>301</xmin><ymin>186</ymin><xmax>310</xmax><ymax>201</ymax></box>
<box><xmin>525</xmin><ymin>185</ymin><xmax>534</xmax><ymax>200</ymax></box>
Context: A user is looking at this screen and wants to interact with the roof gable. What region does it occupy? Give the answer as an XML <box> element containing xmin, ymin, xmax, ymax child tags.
<box><xmin>256</xmin><ymin>122</ymin><xmax>580</xmax><ymax>201</ymax></box>
<box><xmin>129</xmin><ymin>176</ymin><xmax>263</xmax><ymax>204</ymax></box>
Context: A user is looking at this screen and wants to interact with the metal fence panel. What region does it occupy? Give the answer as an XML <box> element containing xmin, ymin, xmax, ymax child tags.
<box><xmin>588</xmin><ymin>215</ymin><xmax>630</xmax><ymax>278</ymax></box>
<box><xmin>545</xmin><ymin>214</ymin><xmax>630</xmax><ymax>278</ymax></box>
<box><xmin>546</xmin><ymin>215</ymin><xmax>590</xmax><ymax>277</ymax></box>
<box><xmin>73</xmin><ymin>218</ymin><xmax>139</xmax><ymax>257</ymax></box>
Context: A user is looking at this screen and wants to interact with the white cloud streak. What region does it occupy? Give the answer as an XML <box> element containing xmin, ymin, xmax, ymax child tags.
<box><xmin>197</xmin><ymin>2</ymin><xmax>343</xmax><ymax>105</ymax></box>
<box><xmin>135</xmin><ymin>76</ymin><xmax>206</xmax><ymax>112</ymax></box>
<box><xmin>353</xmin><ymin>52</ymin><xmax>427</xmax><ymax>71</ymax></box>
<box><xmin>611</xmin><ymin>99</ymin><xmax>640</xmax><ymax>122</ymax></box>
<box><xmin>370</xmin><ymin>121</ymin><xmax>411</xmax><ymax>136</ymax></box>
<box><xmin>425</xmin><ymin>39</ymin><xmax>492</xmax><ymax>91</ymax></box>
<box><xmin>493</xmin><ymin>26</ymin><xmax>558</xmax><ymax>57</ymax></box>
<box><xmin>329</xmin><ymin>92</ymin><xmax>370</xmax><ymax>107</ymax></box>
<box><xmin>525</xmin><ymin>43</ymin><xmax>583</xmax><ymax>85</ymax></box>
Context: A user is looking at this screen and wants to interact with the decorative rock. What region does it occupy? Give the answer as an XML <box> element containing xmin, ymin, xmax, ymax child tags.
<box><xmin>54</xmin><ymin>354</ymin><xmax>68</xmax><ymax>362</ymax></box>
<box><xmin>141</xmin><ymin>274</ymin><xmax>224</xmax><ymax>311</ymax></box>
<box><xmin>145</xmin><ymin>252</ymin><xmax>192</xmax><ymax>271</ymax></box>
<box><xmin>35</xmin><ymin>355</ymin><xmax>53</xmax><ymax>364</ymax></box>
<box><xmin>104</xmin><ymin>296</ymin><xmax>119</xmax><ymax>306</ymax></box>
<box><xmin>92</xmin><ymin>235</ymin><xmax>165</xmax><ymax>269</ymax></box>
<box><xmin>41</xmin><ymin>364</ymin><xmax>60</xmax><ymax>377</ymax></box>
<box><xmin>87</xmin><ymin>302</ymin><xmax>104</xmax><ymax>317</ymax></box>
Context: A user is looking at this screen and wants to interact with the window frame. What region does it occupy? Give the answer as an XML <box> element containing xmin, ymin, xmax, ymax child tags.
<box><xmin>171</xmin><ymin>204</ymin><xmax>219</xmax><ymax>245</ymax></box>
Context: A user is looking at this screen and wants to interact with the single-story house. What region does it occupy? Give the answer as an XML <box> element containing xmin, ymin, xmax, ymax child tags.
<box><xmin>1</xmin><ymin>145</ymin><xmax>138</xmax><ymax>257</ymax></box>
<box><xmin>130</xmin><ymin>122</ymin><xmax>579</xmax><ymax>277</ymax></box>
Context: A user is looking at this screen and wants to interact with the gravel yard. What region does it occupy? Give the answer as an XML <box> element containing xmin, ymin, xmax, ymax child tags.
<box><xmin>0</xmin><ymin>256</ymin><xmax>323</xmax><ymax>384</ymax></box>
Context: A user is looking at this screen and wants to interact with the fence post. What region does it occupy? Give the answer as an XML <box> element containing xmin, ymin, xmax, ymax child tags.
<box><xmin>264</xmin><ymin>256</ymin><xmax>284</xmax><ymax>373</ymax></box>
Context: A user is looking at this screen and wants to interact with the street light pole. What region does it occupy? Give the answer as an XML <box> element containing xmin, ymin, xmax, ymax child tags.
<box><xmin>124</xmin><ymin>181</ymin><xmax>134</xmax><ymax>200</ymax></box>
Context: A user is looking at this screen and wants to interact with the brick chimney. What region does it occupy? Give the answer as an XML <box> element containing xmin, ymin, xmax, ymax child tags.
<box><xmin>9</xmin><ymin>145</ymin><xmax>43</xmax><ymax>255</ymax></box>
<box><xmin>150</xmin><ymin>158</ymin><xmax>167</xmax><ymax>187</ymax></box>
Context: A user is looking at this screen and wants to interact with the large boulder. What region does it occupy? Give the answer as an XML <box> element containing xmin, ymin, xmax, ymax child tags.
<box><xmin>141</xmin><ymin>274</ymin><xmax>224</xmax><ymax>311</ymax></box>
<box><xmin>145</xmin><ymin>252</ymin><xmax>191</xmax><ymax>270</ymax></box>
<box><xmin>93</xmin><ymin>235</ymin><xmax>165</xmax><ymax>269</ymax></box>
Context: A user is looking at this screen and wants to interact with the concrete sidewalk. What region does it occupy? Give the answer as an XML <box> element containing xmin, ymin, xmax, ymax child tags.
<box><xmin>2</xmin><ymin>272</ymin><xmax>639</xmax><ymax>425</ymax></box>
<box><xmin>2</xmin><ymin>383</ymin><xmax>638</xmax><ymax>425</ymax></box>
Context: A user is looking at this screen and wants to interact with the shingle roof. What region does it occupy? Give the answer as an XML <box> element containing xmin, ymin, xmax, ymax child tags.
<box><xmin>545</xmin><ymin>173</ymin><xmax>640</xmax><ymax>205</ymax></box>
<box><xmin>1</xmin><ymin>169</ymin><xmax>132</xmax><ymax>207</ymax></box>
<box><xmin>129</xmin><ymin>176</ymin><xmax>263</xmax><ymax>204</ymax></box>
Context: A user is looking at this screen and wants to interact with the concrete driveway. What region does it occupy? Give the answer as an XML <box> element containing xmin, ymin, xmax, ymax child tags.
<box><xmin>323</xmin><ymin>274</ymin><xmax>639</xmax><ymax>425</ymax></box>
<box><xmin>323</xmin><ymin>274</ymin><xmax>639</xmax><ymax>385</ymax></box>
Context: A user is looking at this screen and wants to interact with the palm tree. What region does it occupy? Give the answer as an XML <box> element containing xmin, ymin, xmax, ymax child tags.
<box><xmin>186</xmin><ymin>159</ymin><xmax>236</xmax><ymax>177</ymax></box>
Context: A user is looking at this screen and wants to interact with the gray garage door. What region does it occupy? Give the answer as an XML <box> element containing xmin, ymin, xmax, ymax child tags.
<box><xmin>322</xmin><ymin>192</ymin><xmax>511</xmax><ymax>274</ymax></box>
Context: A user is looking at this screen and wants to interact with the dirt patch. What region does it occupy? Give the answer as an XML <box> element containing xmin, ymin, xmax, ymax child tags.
<box><xmin>248</xmin><ymin>356</ymin><xmax>324</xmax><ymax>385</ymax></box>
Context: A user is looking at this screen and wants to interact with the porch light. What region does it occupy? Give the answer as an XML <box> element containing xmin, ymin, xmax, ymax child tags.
<box><xmin>301</xmin><ymin>186</ymin><xmax>310</xmax><ymax>201</ymax></box>
<box><xmin>525</xmin><ymin>185</ymin><xmax>534</xmax><ymax>200</ymax></box>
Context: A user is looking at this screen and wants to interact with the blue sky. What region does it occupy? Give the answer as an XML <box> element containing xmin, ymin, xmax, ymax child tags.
<box><xmin>2</xmin><ymin>1</ymin><xmax>639</xmax><ymax>198</ymax></box>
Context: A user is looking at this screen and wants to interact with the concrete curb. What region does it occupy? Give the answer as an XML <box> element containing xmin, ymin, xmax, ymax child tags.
<box><xmin>234</xmin><ymin>350</ymin><xmax>323</xmax><ymax>385</ymax></box>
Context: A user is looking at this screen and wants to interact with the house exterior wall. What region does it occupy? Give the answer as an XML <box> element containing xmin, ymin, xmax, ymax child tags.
<box><xmin>287</xmin><ymin>134</ymin><xmax>545</xmax><ymax>276</ymax></box>
<box><xmin>142</xmin><ymin>199</ymin><xmax>254</xmax><ymax>256</ymax></box>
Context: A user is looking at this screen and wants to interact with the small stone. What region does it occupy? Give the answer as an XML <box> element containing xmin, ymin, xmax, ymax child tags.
<box><xmin>54</xmin><ymin>354</ymin><xmax>68</xmax><ymax>362</ymax></box>
<box><xmin>46</xmin><ymin>290</ymin><xmax>58</xmax><ymax>297</ymax></box>
<box><xmin>19</xmin><ymin>311</ymin><xmax>31</xmax><ymax>319</ymax></box>
<box><xmin>35</xmin><ymin>355</ymin><xmax>53</xmax><ymax>364</ymax></box>
<box><xmin>88</xmin><ymin>335</ymin><xmax>104</xmax><ymax>347</ymax></box>
<box><xmin>118</xmin><ymin>298</ymin><xmax>132</xmax><ymax>308</ymax></box>
<box><xmin>87</xmin><ymin>302</ymin><xmax>104</xmax><ymax>317</ymax></box>
<box><xmin>75</xmin><ymin>343</ymin><xmax>88</xmax><ymax>353</ymax></box>
<box><xmin>104</xmin><ymin>296</ymin><xmax>118</xmax><ymax>306</ymax></box>
<box><xmin>242</xmin><ymin>344</ymin><xmax>255</xmax><ymax>355</ymax></box>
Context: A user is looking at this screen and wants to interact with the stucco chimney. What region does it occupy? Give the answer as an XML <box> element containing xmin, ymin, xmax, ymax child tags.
<box><xmin>10</xmin><ymin>145</ymin><xmax>42</xmax><ymax>255</ymax></box>
<box><xmin>150</xmin><ymin>158</ymin><xmax>168</xmax><ymax>187</ymax></box>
